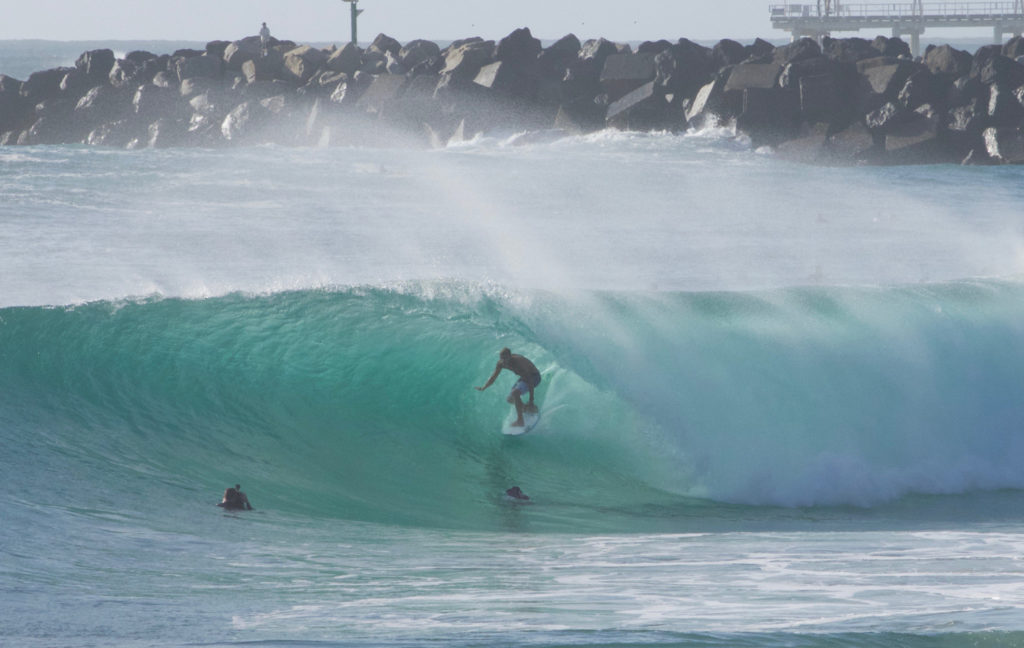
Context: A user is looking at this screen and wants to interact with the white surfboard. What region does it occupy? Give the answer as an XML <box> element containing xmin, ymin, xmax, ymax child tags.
<box><xmin>502</xmin><ymin>409</ymin><xmax>540</xmax><ymax>435</ymax></box>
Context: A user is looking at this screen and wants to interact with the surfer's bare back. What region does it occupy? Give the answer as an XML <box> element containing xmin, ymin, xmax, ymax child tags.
<box><xmin>476</xmin><ymin>347</ymin><xmax>541</xmax><ymax>426</ymax></box>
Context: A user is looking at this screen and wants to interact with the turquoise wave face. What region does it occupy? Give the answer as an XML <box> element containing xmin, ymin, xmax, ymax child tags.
<box><xmin>3</xmin><ymin>281</ymin><xmax>1024</xmax><ymax>532</ymax></box>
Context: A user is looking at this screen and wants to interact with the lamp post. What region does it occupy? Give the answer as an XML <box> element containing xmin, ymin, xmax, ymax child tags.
<box><xmin>342</xmin><ymin>0</ymin><xmax>364</xmax><ymax>46</ymax></box>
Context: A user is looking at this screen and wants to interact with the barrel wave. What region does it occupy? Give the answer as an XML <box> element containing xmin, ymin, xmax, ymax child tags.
<box><xmin>4</xmin><ymin>279</ymin><xmax>1024</xmax><ymax>532</ymax></box>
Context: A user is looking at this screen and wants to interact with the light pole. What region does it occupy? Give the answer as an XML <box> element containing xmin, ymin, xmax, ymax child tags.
<box><xmin>342</xmin><ymin>0</ymin><xmax>364</xmax><ymax>46</ymax></box>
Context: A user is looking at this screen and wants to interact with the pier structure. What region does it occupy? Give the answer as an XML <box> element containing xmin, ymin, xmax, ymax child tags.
<box><xmin>770</xmin><ymin>1</ymin><xmax>1024</xmax><ymax>55</ymax></box>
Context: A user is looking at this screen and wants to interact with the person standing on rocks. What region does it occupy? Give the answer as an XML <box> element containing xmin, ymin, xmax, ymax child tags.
<box><xmin>259</xmin><ymin>22</ymin><xmax>271</xmax><ymax>56</ymax></box>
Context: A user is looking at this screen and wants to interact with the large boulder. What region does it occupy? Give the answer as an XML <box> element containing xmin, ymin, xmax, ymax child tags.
<box><xmin>368</xmin><ymin>33</ymin><xmax>402</xmax><ymax>57</ymax></box>
<box><xmin>778</xmin><ymin>54</ymin><xmax>836</xmax><ymax>89</ymax></box>
<box><xmin>356</xmin><ymin>74</ymin><xmax>410</xmax><ymax>117</ymax></box>
<box><xmin>550</xmin><ymin>55</ymin><xmax>602</xmax><ymax>105</ymax></box>
<box><xmin>185</xmin><ymin>90</ymin><xmax>232</xmax><ymax>142</ymax></box>
<box><xmin>133</xmin><ymin>83</ymin><xmax>185</xmax><ymax>121</ymax></box>
<box><xmin>243</xmin><ymin>78</ymin><xmax>294</xmax><ymax>102</ymax></box>
<box><xmin>605</xmin><ymin>81</ymin><xmax>677</xmax><ymax>131</ymax></box>
<box><xmin>125</xmin><ymin>50</ymin><xmax>158</xmax><ymax>65</ymax></box>
<box><xmin>827</xmin><ymin>120</ymin><xmax>883</xmax><ymax>162</ymax></box>
<box><xmin>221</xmin><ymin>100</ymin><xmax>269</xmax><ymax>142</ymax></box>
<box><xmin>205</xmin><ymin>41</ymin><xmax>231</xmax><ymax>61</ymax></box>
<box><xmin>109</xmin><ymin>54</ymin><xmax>165</xmax><ymax>88</ymax></box>
<box><xmin>0</xmin><ymin>79</ymin><xmax>34</xmax><ymax>134</ymax></box>
<box><xmin>946</xmin><ymin>99</ymin><xmax>988</xmax><ymax>159</ymax></box>
<box><xmin>74</xmin><ymin>49</ymin><xmax>115</xmax><ymax>84</ymax></box>
<box><xmin>175</xmin><ymin>54</ymin><xmax>223</xmax><ymax>81</ymax></box>
<box><xmin>328</xmin><ymin>73</ymin><xmax>371</xmax><ymax>108</ymax></box>
<box><xmin>946</xmin><ymin>75</ymin><xmax>987</xmax><ymax>108</ymax></box>
<box><xmin>0</xmin><ymin>74</ymin><xmax>21</xmax><ymax>93</ymax></box>
<box><xmin>358</xmin><ymin>49</ymin><xmax>387</xmax><ymax>75</ymax></box>
<box><xmin>399</xmin><ymin>39</ymin><xmax>441</xmax><ymax>71</ymax></box>
<box><xmin>1004</xmin><ymin>35</ymin><xmax>1024</xmax><ymax>60</ymax></box>
<box><xmin>394</xmin><ymin>73</ymin><xmax>445</xmax><ymax>129</ymax></box>
<box><xmin>20</xmin><ymin>99</ymin><xmax>77</xmax><ymax>144</ymax></box>
<box><xmin>747</xmin><ymin>38</ymin><xmax>777</xmax><ymax>60</ymax></box>
<box><xmin>736</xmin><ymin>86</ymin><xmax>800</xmax><ymax>146</ymax></box>
<box><xmin>241</xmin><ymin>50</ymin><xmax>285</xmax><ymax>84</ymax></box>
<box><xmin>722</xmin><ymin>62</ymin><xmax>785</xmax><ymax>124</ymax></box>
<box><xmin>74</xmin><ymin>84</ymin><xmax>129</xmax><ymax>124</ymax></box>
<box><xmin>654</xmin><ymin>38</ymin><xmax>714</xmax><ymax>103</ymax></box>
<box><xmin>553</xmin><ymin>96</ymin><xmax>605</xmax><ymax>133</ymax></box>
<box><xmin>143</xmin><ymin>117</ymin><xmax>189</xmax><ymax>148</ymax></box>
<box><xmin>923</xmin><ymin>44</ymin><xmax>972</xmax><ymax>79</ymax></box>
<box><xmin>283</xmin><ymin>45</ymin><xmax>328</xmax><ymax>85</ymax></box>
<box><xmin>85</xmin><ymin>118</ymin><xmax>145</xmax><ymax>148</ymax></box>
<box><xmin>798</xmin><ymin>72</ymin><xmax>843</xmax><ymax>123</ymax></box>
<box><xmin>381</xmin><ymin>50</ymin><xmax>406</xmax><ymax>76</ymax></box>
<box><xmin>537</xmin><ymin>33</ymin><xmax>581</xmax><ymax>83</ymax></box>
<box><xmin>970</xmin><ymin>44</ymin><xmax>1003</xmax><ymax>78</ymax></box>
<box><xmin>712</xmin><ymin>39</ymin><xmax>746</xmax><ymax>68</ymax></box>
<box><xmin>107</xmin><ymin>59</ymin><xmax>137</xmax><ymax>88</ymax></box>
<box><xmin>773</xmin><ymin>38</ymin><xmax>821</xmax><ymax>65</ymax></box>
<box><xmin>725</xmin><ymin>62</ymin><xmax>783</xmax><ymax>92</ymax></box>
<box><xmin>897</xmin><ymin>70</ymin><xmax>943</xmax><ymax>110</ymax></box>
<box><xmin>325</xmin><ymin>43</ymin><xmax>363</xmax><ymax>75</ymax></box>
<box><xmin>774</xmin><ymin>122</ymin><xmax>833</xmax><ymax>163</ymax></box>
<box><xmin>21</xmin><ymin>67</ymin><xmax>70</xmax><ymax>103</ymax></box>
<box><xmin>180</xmin><ymin>77</ymin><xmax>216</xmax><ymax>98</ymax></box>
<box><xmin>638</xmin><ymin>40</ymin><xmax>673</xmax><ymax>55</ymax></box>
<box><xmin>495</xmin><ymin>27</ymin><xmax>542</xmax><ymax>66</ymax></box>
<box><xmin>152</xmin><ymin>71</ymin><xmax>176</xmax><ymax>89</ymax></box>
<box><xmin>600</xmin><ymin>52</ymin><xmax>656</xmax><ymax>101</ymax></box>
<box><xmin>974</xmin><ymin>53</ymin><xmax>1024</xmax><ymax>88</ymax></box>
<box><xmin>856</xmin><ymin>57</ymin><xmax>925</xmax><ymax>111</ymax></box>
<box><xmin>865</xmin><ymin>101</ymin><xmax>921</xmax><ymax>135</ymax></box>
<box><xmin>983</xmin><ymin>126</ymin><xmax>1024</xmax><ymax>163</ymax></box>
<box><xmin>223</xmin><ymin>38</ymin><xmax>263</xmax><ymax>70</ymax></box>
<box><xmin>949</xmin><ymin>99</ymin><xmax>986</xmax><ymax>131</ymax></box>
<box><xmin>872</xmin><ymin>36</ymin><xmax>911</xmax><ymax>59</ymax></box>
<box><xmin>474</xmin><ymin>60</ymin><xmax>537</xmax><ymax>99</ymax></box>
<box><xmin>303</xmin><ymin>70</ymin><xmax>348</xmax><ymax>98</ymax></box>
<box><xmin>823</xmin><ymin>37</ymin><xmax>881</xmax><ymax>64</ymax></box>
<box><xmin>440</xmin><ymin>39</ymin><xmax>495</xmax><ymax>81</ymax></box>
<box><xmin>988</xmin><ymin>81</ymin><xmax>1024</xmax><ymax>127</ymax></box>
<box><xmin>58</xmin><ymin>68</ymin><xmax>93</xmax><ymax>100</ymax></box>
<box><xmin>883</xmin><ymin>104</ymin><xmax>953</xmax><ymax>163</ymax></box>
<box><xmin>579</xmin><ymin>38</ymin><xmax>620</xmax><ymax>69</ymax></box>
<box><xmin>258</xmin><ymin>94</ymin><xmax>309</xmax><ymax>144</ymax></box>
<box><xmin>685</xmin><ymin>76</ymin><xmax>728</xmax><ymax>125</ymax></box>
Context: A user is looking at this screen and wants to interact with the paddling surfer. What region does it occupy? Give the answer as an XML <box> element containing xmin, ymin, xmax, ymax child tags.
<box><xmin>217</xmin><ymin>484</ymin><xmax>253</xmax><ymax>510</ymax></box>
<box><xmin>476</xmin><ymin>347</ymin><xmax>540</xmax><ymax>427</ymax></box>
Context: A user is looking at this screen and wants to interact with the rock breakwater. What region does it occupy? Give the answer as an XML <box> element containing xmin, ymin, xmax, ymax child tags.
<box><xmin>2</xmin><ymin>28</ymin><xmax>1023</xmax><ymax>164</ymax></box>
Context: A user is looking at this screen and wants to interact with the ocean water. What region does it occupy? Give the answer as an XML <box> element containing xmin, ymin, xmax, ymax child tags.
<box><xmin>4</xmin><ymin>44</ymin><xmax>1024</xmax><ymax>648</ymax></box>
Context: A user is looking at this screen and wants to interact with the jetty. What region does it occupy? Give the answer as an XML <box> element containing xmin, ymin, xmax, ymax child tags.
<box><xmin>771</xmin><ymin>1</ymin><xmax>1024</xmax><ymax>55</ymax></box>
<box><xmin>2</xmin><ymin>27</ymin><xmax>1024</xmax><ymax>165</ymax></box>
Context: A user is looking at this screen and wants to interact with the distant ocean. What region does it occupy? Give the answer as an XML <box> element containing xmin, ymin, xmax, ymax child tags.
<box><xmin>3</xmin><ymin>40</ymin><xmax>1024</xmax><ymax>648</ymax></box>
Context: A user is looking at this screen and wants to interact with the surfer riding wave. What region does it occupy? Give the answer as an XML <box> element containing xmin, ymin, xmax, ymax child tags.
<box><xmin>475</xmin><ymin>347</ymin><xmax>540</xmax><ymax>427</ymax></box>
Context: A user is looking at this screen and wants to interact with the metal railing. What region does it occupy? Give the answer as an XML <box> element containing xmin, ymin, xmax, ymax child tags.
<box><xmin>770</xmin><ymin>2</ymin><xmax>1024</xmax><ymax>18</ymax></box>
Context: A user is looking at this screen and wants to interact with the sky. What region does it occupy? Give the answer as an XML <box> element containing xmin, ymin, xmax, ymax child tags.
<box><xmin>0</xmin><ymin>0</ymin><xmax>775</xmax><ymax>43</ymax></box>
<box><xmin>0</xmin><ymin>0</ymin><xmax>995</xmax><ymax>45</ymax></box>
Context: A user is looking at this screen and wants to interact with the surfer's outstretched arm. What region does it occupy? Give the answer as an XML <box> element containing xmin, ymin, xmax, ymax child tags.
<box><xmin>475</xmin><ymin>362</ymin><xmax>502</xmax><ymax>391</ymax></box>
